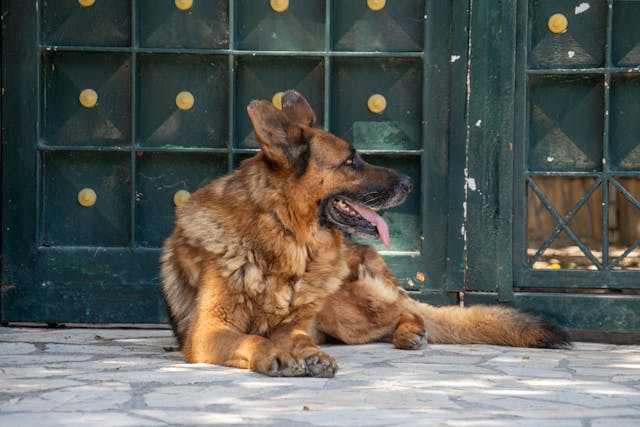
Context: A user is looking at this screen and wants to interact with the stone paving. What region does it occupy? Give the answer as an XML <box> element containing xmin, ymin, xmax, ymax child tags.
<box><xmin>0</xmin><ymin>327</ymin><xmax>639</xmax><ymax>426</ymax></box>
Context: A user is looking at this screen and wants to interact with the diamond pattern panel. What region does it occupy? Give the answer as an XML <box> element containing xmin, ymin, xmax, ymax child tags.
<box><xmin>236</xmin><ymin>0</ymin><xmax>325</xmax><ymax>51</ymax></box>
<box><xmin>137</xmin><ymin>54</ymin><xmax>228</xmax><ymax>148</ymax></box>
<box><xmin>529</xmin><ymin>0</ymin><xmax>606</xmax><ymax>69</ymax></box>
<box><xmin>331</xmin><ymin>58</ymin><xmax>422</xmax><ymax>150</ymax></box>
<box><xmin>333</xmin><ymin>0</ymin><xmax>424</xmax><ymax>52</ymax></box>
<box><xmin>138</xmin><ymin>0</ymin><xmax>229</xmax><ymax>49</ymax></box>
<box><xmin>44</xmin><ymin>52</ymin><xmax>131</xmax><ymax>147</ymax></box>
<box><xmin>42</xmin><ymin>151</ymin><xmax>131</xmax><ymax>247</ymax></box>
<box><xmin>42</xmin><ymin>0</ymin><xmax>130</xmax><ymax>47</ymax></box>
<box><xmin>610</xmin><ymin>75</ymin><xmax>640</xmax><ymax>170</ymax></box>
<box><xmin>529</xmin><ymin>76</ymin><xmax>603</xmax><ymax>171</ymax></box>
<box><xmin>613</xmin><ymin>1</ymin><xmax>640</xmax><ymax>66</ymax></box>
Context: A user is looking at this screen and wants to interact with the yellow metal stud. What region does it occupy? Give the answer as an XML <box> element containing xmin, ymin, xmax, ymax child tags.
<box><xmin>367</xmin><ymin>94</ymin><xmax>387</xmax><ymax>114</ymax></box>
<box><xmin>175</xmin><ymin>0</ymin><xmax>193</xmax><ymax>10</ymax></box>
<box><xmin>547</xmin><ymin>13</ymin><xmax>568</xmax><ymax>34</ymax></box>
<box><xmin>270</xmin><ymin>0</ymin><xmax>289</xmax><ymax>12</ymax></box>
<box><xmin>77</xmin><ymin>0</ymin><xmax>96</xmax><ymax>7</ymax></box>
<box><xmin>367</xmin><ymin>0</ymin><xmax>386</xmax><ymax>11</ymax></box>
<box><xmin>272</xmin><ymin>92</ymin><xmax>284</xmax><ymax>110</ymax></box>
<box><xmin>77</xmin><ymin>188</ymin><xmax>97</xmax><ymax>207</ymax></box>
<box><xmin>79</xmin><ymin>89</ymin><xmax>98</xmax><ymax>108</ymax></box>
<box><xmin>175</xmin><ymin>91</ymin><xmax>195</xmax><ymax>110</ymax></box>
<box><xmin>173</xmin><ymin>190</ymin><xmax>191</xmax><ymax>207</ymax></box>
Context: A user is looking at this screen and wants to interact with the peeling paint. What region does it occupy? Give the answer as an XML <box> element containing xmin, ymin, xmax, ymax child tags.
<box><xmin>450</xmin><ymin>55</ymin><xmax>461</xmax><ymax>63</ymax></box>
<box><xmin>462</xmin><ymin>1</ymin><xmax>474</xmax><ymax>280</ymax></box>
<box><xmin>475</xmin><ymin>120</ymin><xmax>482</xmax><ymax>127</ymax></box>
<box><xmin>568</xmin><ymin>51</ymin><xmax>575</xmax><ymax>58</ymax></box>
<box><xmin>466</xmin><ymin>177</ymin><xmax>477</xmax><ymax>192</ymax></box>
<box><xmin>575</xmin><ymin>3</ymin><xmax>590</xmax><ymax>14</ymax></box>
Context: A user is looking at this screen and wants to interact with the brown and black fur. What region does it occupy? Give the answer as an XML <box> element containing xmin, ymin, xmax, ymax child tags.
<box><xmin>160</xmin><ymin>90</ymin><xmax>570</xmax><ymax>378</ymax></box>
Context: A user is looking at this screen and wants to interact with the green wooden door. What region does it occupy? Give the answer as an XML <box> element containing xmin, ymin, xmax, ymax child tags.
<box><xmin>2</xmin><ymin>0</ymin><xmax>457</xmax><ymax>323</ymax></box>
<box><xmin>464</xmin><ymin>0</ymin><xmax>640</xmax><ymax>336</ymax></box>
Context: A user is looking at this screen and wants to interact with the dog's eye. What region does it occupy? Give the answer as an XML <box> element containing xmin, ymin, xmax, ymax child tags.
<box><xmin>343</xmin><ymin>157</ymin><xmax>359</xmax><ymax>170</ymax></box>
<box><xmin>342</xmin><ymin>152</ymin><xmax>361</xmax><ymax>171</ymax></box>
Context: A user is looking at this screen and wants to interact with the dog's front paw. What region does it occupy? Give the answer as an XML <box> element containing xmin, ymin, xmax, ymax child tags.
<box><xmin>261</xmin><ymin>352</ymin><xmax>307</xmax><ymax>377</ymax></box>
<box><xmin>304</xmin><ymin>352</ymin><xmax>338</xmax><ymax>378</ymax></box>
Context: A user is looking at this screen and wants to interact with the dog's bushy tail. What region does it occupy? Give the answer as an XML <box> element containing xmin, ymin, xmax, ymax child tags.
<box><xmin>406</xmin><ymin>300</ymin><xmax>571</xmax><ymax>349</ymax></box>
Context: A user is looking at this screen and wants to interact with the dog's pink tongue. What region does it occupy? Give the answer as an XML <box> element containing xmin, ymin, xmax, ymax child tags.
<box><xmin>345</xmin><ymin>200</ymin><xmax>391</xmax><ymax>249</ymax></box>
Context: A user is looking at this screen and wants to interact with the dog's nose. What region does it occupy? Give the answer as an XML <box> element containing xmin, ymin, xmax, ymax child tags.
<box><xmin>399</xmin><ymin>175</ymin><xmax>414</xmax><ymax>194</ymax></box>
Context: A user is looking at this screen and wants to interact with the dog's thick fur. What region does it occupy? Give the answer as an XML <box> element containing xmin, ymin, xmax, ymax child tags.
<box><xmin>161</xmin><ymin>90</ymin><xmax>570</xmax><ymax>377</ymax></box>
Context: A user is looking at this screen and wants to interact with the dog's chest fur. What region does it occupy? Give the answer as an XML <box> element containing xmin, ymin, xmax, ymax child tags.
<box><xmin>173</xmin><ymin>166</ymin><xmax>349</xmax><ymax>335</ymax></box>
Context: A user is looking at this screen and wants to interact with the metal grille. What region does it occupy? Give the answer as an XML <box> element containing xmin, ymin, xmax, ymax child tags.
<box><xmin>37</xmin><ymin>1</ymin><xmax>427</xmax><ymax>251</ymax></box>
<box><xmin>517</xmin><ymin>0</ymin><xmax>640</xmax><ymax>289</ymax></box>
<box><xmin>2</xmin><ymin>0</ymin><xmax>448</xmax><ymax>323</ymax></box>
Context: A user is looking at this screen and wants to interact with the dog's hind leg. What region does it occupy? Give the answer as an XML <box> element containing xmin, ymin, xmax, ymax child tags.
<box><xmin>316</xmin><ymin>278</ymin><xmax>427</xmax><ymax>349</ymax></box>
<box><xmin>316</xmin><ymin>241</ymin><xmax>427</xmax><ymax>349</ymax></box>
<box><xmin>319</xmin><ymin>241</ymin><xmax>570</xmax><ymax>350</ymax></box>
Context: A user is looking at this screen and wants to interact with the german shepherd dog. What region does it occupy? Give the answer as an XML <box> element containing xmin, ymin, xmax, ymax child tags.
<box><xmin>161</xmin><ymin>90</ymin><xmax>570</xmax><ymax>377</ymax></box>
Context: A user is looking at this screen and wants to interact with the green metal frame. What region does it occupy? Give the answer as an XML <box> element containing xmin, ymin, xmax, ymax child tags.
<box><xmin>515</xmin><ymin>0</ymin><xmax>640</xmax><ymax>290</ymax></box>
<box><xmin>2</xmin><ymin>0</ymin><xmax>465</xmax><ymax>323</ymax></box>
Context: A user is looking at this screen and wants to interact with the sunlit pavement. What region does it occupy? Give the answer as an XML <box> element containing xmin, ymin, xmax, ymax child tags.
<box><xmin>1</xmin><ymin>327</ymin><xmax>639</xmax><ymax>426</ymax></box>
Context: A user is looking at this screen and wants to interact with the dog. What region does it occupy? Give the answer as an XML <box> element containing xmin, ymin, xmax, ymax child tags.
<box><xmin>160</xmin><ymin>90</ymin><xmax>570</xmax><ymax>377</ymax></box>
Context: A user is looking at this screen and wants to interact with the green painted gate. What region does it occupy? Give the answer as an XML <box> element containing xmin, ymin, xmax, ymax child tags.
<box><xmin>463</xmin><ymin>0</ymin><xmax>640</xmax><ymax>337</ymax></box>
<box><xmin>2</xmin><ymin>0</ymin><xmax>639</xmax><ymax>337</ymax></box>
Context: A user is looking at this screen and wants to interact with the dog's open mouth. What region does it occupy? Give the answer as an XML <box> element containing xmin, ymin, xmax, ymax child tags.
<box><xmin>326</xmin><ymin>197</ymin><xmax>390</xmax><ymax>248</ymax></box>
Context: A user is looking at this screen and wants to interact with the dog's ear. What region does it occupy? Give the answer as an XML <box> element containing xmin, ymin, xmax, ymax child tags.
<box><xmin>280</xmin><ymin>90</ymin><xmax>318</xmax><ymax>128</ymax></box>
<box><xmin>247</xmin><ymin>100</ymin><xmax>309</xmax><ymax>171</ymax></box>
